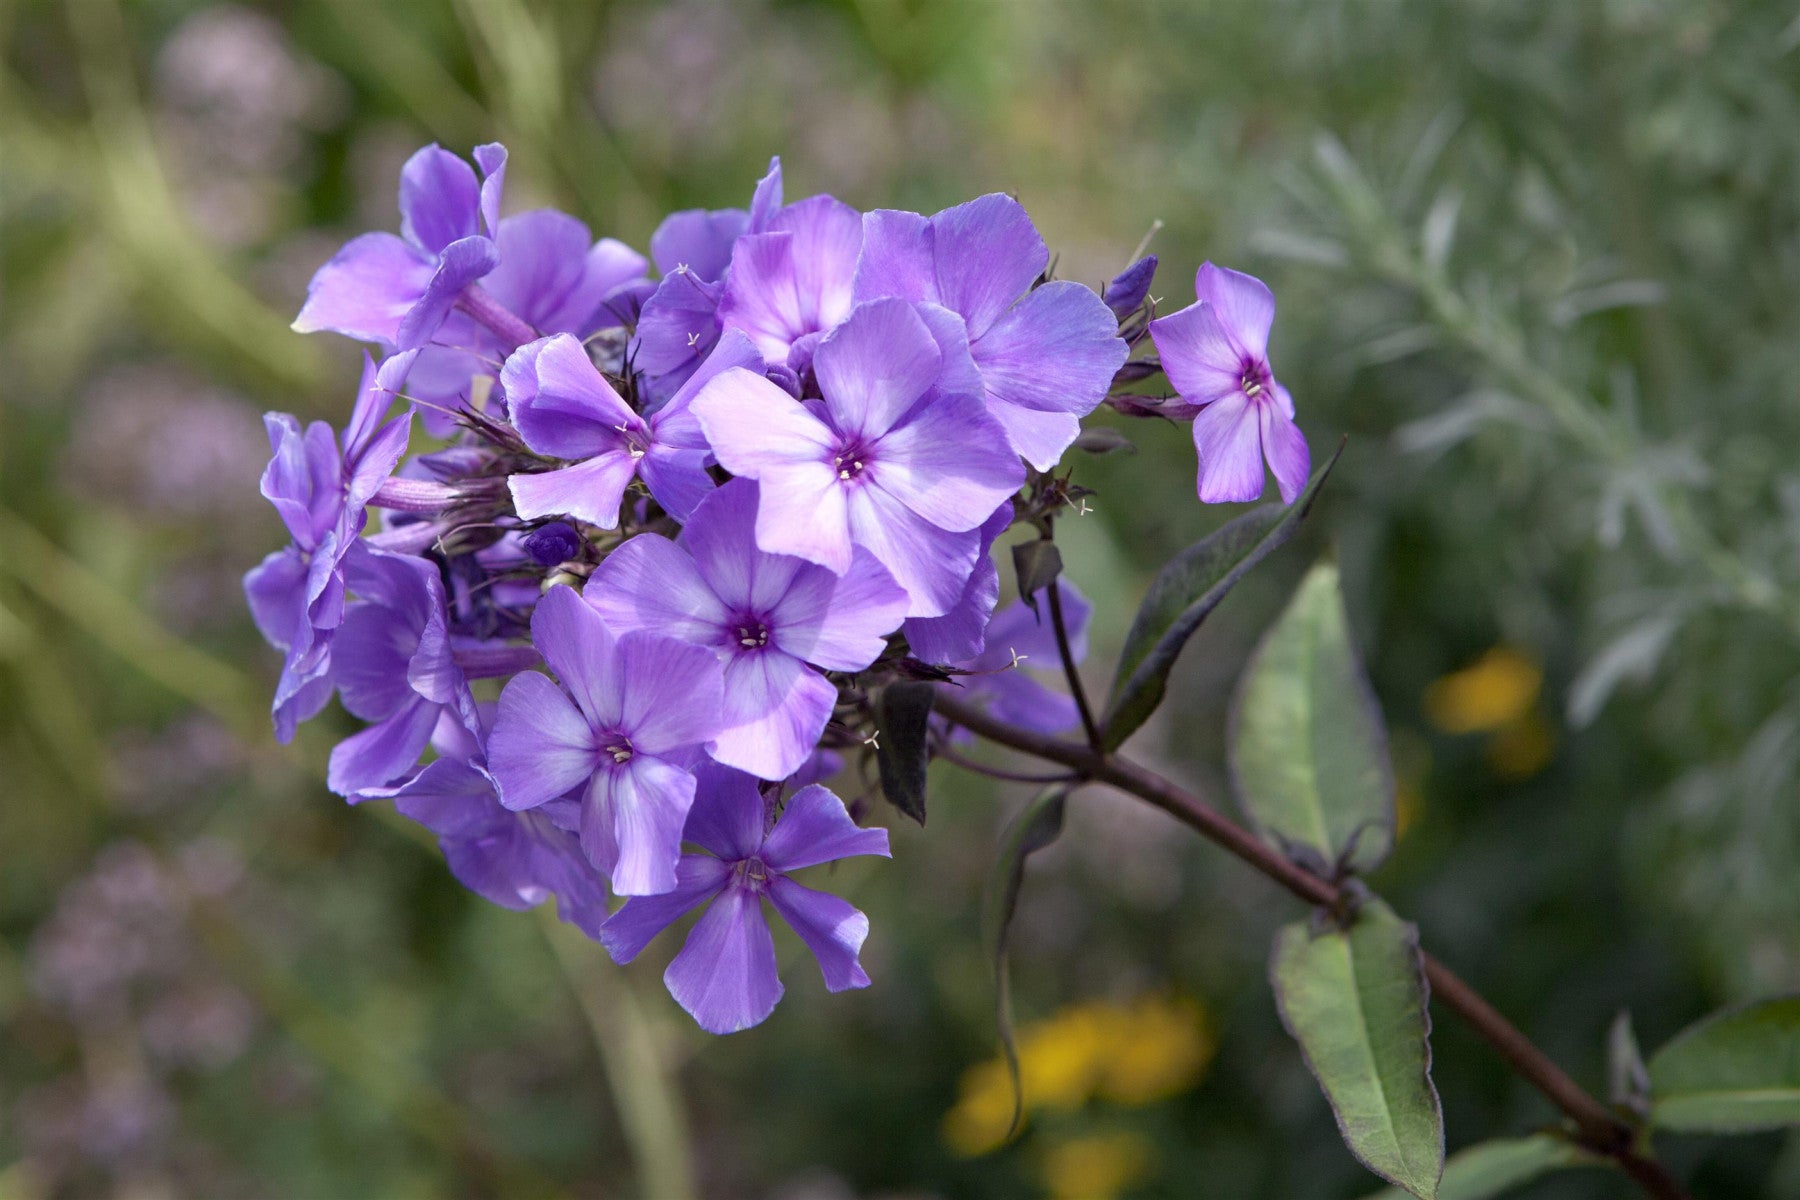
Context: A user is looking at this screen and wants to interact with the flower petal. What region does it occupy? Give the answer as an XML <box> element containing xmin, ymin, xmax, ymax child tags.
<box><xmin>761</xmin><ymin>784</ymin><xmax>891</xmax><ymax>872</ymax></box>
<box><xmin>1259</xmin><ymin>396</ymin><xmax>1311</xmax><ymax>505</ymax></box>
<box><xmin>681</xmin><ymin>762</ymin><xmax>769</xmax><ymax>861</ymax></box>
<box><xmin>664</xmin><ymin>886</ymin><xmax>783</xmax><ymax>1034</ymax></box>
<box><xmin>598</xmin><ymin>855</ymin><xmax>732</xmax><ymax>962</ymax></box>
<box><xmin>1191</xmin><ymin>390</ymin><xmax>1266</xmax><ymax>504</ymax></box>
<box><xmin>397</xmin><ymin>235</ymin><xmax>501</xmax><ymax>351</ymax></box>
<box><xmin>677</xmin><ymin>478</ymin><xmax>803</xmax><ymax>613</ymax></box>
<box><xmin>488</xmin><ymin>669</ymin><xmax>598</xmax><ymax>811</ymax></box>
<box><xmin>866</xmin><ymin>394</ymin><xmax>1025</xmax><ymax>533</ymax></box>
<box><xmin>691</xmin><ymin>367</ymin><xmax>836</xmax><ymax>472</ymax></box>
<box><xmin>650</xmin><ymin>208</ymin><xmax>749</xmax><ymax>281</ymax></box>
<box><xmin>399</xmin><ymin>144</ymin><xmax>482</xmax><ymax>254</ymax></box>
<box><xmin>971</xmin><ymin>280</ymin><xmax>1125</xmax><ymax>418</ymax></box>
<box><xmin>845</xmin><ymin>485</ymin><xmax>979</xmax><ymax>618</ymax></box>
<box><xmin>585</xmin><ymin>533</ymin><xmax>729</xmax><ymax>647</ymax></box>
<box><xmin>617</xmin><ymin>632</ymin><xmax>725</xmax><ymax>754</ymax></box>
<box><xmin>593</xmin><ymin>754</ymin><xmax>699</xmax><ymax>895</ymax></box>
<box><xmin>292</xmin><ymin>233</ymin><xmax>432</xmax><ymax>349</ymax></box>
<box><xmin>327</xmin><ymin>695</ymin><xmax>440</xmax><ymax>797</ymax></box>
<box><xmin>529</xmin><ymin>583</ymin><xmax>624</xmax><ymax>728</ymax></box>
<box><xmin>1195</xmin><ymin>262</ymin><xmax>1275</xmax><ymax>360</ymax></box>
<box><xmin>770</xmin><ymin>550</ymin><xmax>909</xmax><ymax>672</ymax></box>
<box><xmin>504</xmin><ymin>334</ymin><xmax>639</xmax><ymax>459</ymax></box>
<box><xmin>767</xmin><ymin>877</ymin><xmax>872</xmax><ymax>992</ymax></box>
<box><xmin>903</xmin><ymin>502</ymin><xmax>1010</xmax><ymax>664</ymax></box>
<box><xmin>1147</xmin><ymin>299</ymin><xmax>1244</xmax><ymax>403</ymax></box>
<box><xmin>709</xmin><ymin>653</ymin><xmax>836</xmax><ymax>781</ymax></box>
<box><xmin>638</xmin><ymin>446</ymin><xmax>716</xmax><ymax>522</ymax></box>
<box><xmin>813</xmin><ymin>298</ymin><xmax>942</xmax><ymax>440</ymax></box>
<box><xmin>852</xmin><ymin>208</ymin><xmax>936</xmax><ymax>306</ymax></box>
<box><xmin>926</xmin><ymin>193</ymin><xmax>1047</xmax><ymax>339</ymax></box>
<box><xmin>508</xmin><ymin>454</ymin><xmax>640</xmax><ymax>530</ymax></box>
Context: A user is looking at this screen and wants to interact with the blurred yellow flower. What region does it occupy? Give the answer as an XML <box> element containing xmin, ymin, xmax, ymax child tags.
<box><xmin>1041</xmin><ymin>1131</ymin><xmax>1155</xmax><ymax>1200</ymax></box>
<box><xmin>1424</xmin><ymin>647</ymin><xmax>1543</xmax><ymax>734</ymax></box>
<box><xmin>1486</xmin><ymin>709</ymin><xmax>1556</xmax><ymax>779</ymax></box>
<box><xmin>942</xmin><ymin>994</ymin><xmax>1214</xmax><ymax>1157</ymax></box>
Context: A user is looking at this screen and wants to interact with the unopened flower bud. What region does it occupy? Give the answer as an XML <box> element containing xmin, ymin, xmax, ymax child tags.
<box><xmin>1104</xmin><ymin>255</ymin><xmax>1157</xmax><ymax>318</ymax></box>
<box><xmin>522</xmin><ymin>521</ymin><xmax>582</xmax><ymax>566</ymax></box>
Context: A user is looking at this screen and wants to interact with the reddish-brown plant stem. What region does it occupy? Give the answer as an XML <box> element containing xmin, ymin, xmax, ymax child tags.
<box><xmin>932</xmin><ymin>691</ymin><xmax>1689</xmax><ymax>1200</ymax></box>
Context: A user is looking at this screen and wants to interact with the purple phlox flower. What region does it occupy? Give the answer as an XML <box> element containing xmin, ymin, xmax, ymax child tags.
<box><xmin>505</xmin><ymin>329</ymin><xmax>765</xmax><ymax>528</ymax></box>
<box><xmin>588</xmin><ymin>477</ymin><xmax>909</xmax><ymax>781</ymax></box>
<box><xmin>853</xmin><ymin>194</ymin><xmax>1128</xmax><ymax>471</ymax></box>
<box><xmin>487</xmin><ymin>584</ymin><xmax>726</xmax><ymax>895</ymax></box>
<box><xmin>633</xmin><ymin>158</ymin><xmax>784</xmax><ymax>397</ymax></box>
<box><xmin>1104</xmin><ymin>254</ymin><xmax>1158</xmax><ymax>319</ymax></box>
<box><xmin>1148</xmin><ymin>262</ymin><xmax>1309</xmax><ymax>504</ymax></box>
<box><xmin>937</xmin><ymin>579</ymin><xmax>1091</xmax><ymax>740</ymax></box>
<box><xmin>901</xmin><ymin>501</ymin><xmax>1013</xmax><ymax>664</ymax></box>
<box><xmin>327</xmin><ymin>541</ymin><xmax>480</xmax><ymax>797</ymax></box>
<box><xmin>691</xmin><ymin>297</ymin><xmax>1025</xmax><ymax>619</ymax></box>
<box><xmin>406</xmin><ymin>210</ymin><xmax>652</xmax><ymax>436</ymax></box>
<box><xmin>293</xmin><ymin>143</ymin><xmax>508</xmax><ymax>352</ymax></box>
<box><xmin>715</xmin><ymin>193</ymin><xmax>863</xmax><ymax>374</ymax></box>
<box><xmin>367</xmin><ymin>707</ymin><xmax>609</xmax><ymax>938</ymax></box>
<box><xmin>789</xmin><ymin>747</ymin><xmax>844</xmax><ymax>790</ymax></box>
<box><xmin>600</xmin><ymin>766</ymin><xmax>890</xmax><ymax>1034</ymax></box>
<box><xmin>244</xmin><ymin>350</ymin><xmax>418</xmax><ymax>741</ymax></box>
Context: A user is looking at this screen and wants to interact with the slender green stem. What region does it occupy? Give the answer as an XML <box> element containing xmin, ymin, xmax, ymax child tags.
<box><xmin>934</xmin><ymin>691</ymin><xmax>1689</xmax><ymax>1200</ymax></box>
<box><xmin>1045</xmin><ymin>573</ymin><xmax>1104</xmax><ymax>753</ymax></box>
<box><xmin>540</xmin><ymin>913</ymin><xmax>698</xmax><ymax>1200</ymax></box>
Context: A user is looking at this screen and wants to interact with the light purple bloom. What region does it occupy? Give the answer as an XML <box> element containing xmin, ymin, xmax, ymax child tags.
<box><xmin>293</xmin><ymin>143</ymin><xmax>507</xmax><ymax>352</ymax></box>
<box><xmin>405</xmin><ymin>211</ymin><xmax>651</xmax><ymax>434</ymax></box>
<box><xmin>902</xmin><ymin>502</ymin><xmax>1013</xmax><ymax>664</ymax></box>
<box><xmin>587</xmin><ymin>478</ymin><xmax>909</xmax><ymax>780</ymax></box>
<box><xmin>377</xmin><ymin>711</ymin><xmax>608</xmax><ymax>937</ymax></box>
<box><xmin>937</xmin><ymin>580</ymin><xmax>1091</xmax><ymax>739</ymax></box>
<box><xmin>691</xmin><ymin>298</ymin><xmax>1025</xmax><ymax>618</ymax></box>
<box><xmin>714</xmin><ymin>187</ymin><xmax>862</xmax><ymax>373</ymax></box>
<box><xmin>327</xmin><ymin>542</ymin><xmax>477</xmax><ymax>796</ymax></box>
<box><xmin>854</xmin><ymin>194</ymin><xmax>1128</xmax><ymax>470</ymax></box>
<box><xmin>504</xmin><ymin>329</ymin><xmax>764</xmax><ymax>528</ymax></box>
<box><xmin>633</xmin><ymin>158</ymin><xmax>784</xmax><ymax>396</ymax></box>
<box><xmin>600</xmin><ymin>767</ymin><xmax>889</xmax><ymax>1034</ymax></box>
<box><xmin>1148</xmin><ymin>263</ymin><xmax>1309</xmax><ymax>504</ymax></box>
<box><xmin>244</xmin><ymin>351</ymin><xmax>416</xmax><ymax>740</ymax></box>
<box><xmin>487</xmin><ymin>585</ymin><xmax>725</xmax><ymax>894</ymax></box>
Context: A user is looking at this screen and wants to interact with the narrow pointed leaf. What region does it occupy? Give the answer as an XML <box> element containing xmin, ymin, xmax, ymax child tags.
<box><xmin>1230</xmin><ymin>560</ymin><xmax>1395</xmax><ymax>875</ymax></box>
<box><xmin>1359</xmin><ymin>1134</ymin><xmax>1604</xmax><ymax>1200</ymax></box>
<box><xmin>1647</xmin><ymin>995</ymin><xmax>1800</xmax><ymax>1133</ymax></box>
<box><xmin>1012</xmin><ymin>539</ymin><xmax>1063</xmax><ymax>618</ymax></box>
<box><xmin>984</xmin><ymin>784</ymin><xmax>1072</xmax><ymax>1140</ymax></box>
<box><xmin>1272</xmin><ymin>898</ymin><xmax>1444</xmax><ymax>1198</ymax></box>
<box><xmin>1102</xmin><ymin>440</ymin><xmax>1342</xmax><ymax>751</ymax></box>
<box><xmin>874</xmin><ymin>680</ymin><xmax>936</xmax><ymax>825</ymax></box>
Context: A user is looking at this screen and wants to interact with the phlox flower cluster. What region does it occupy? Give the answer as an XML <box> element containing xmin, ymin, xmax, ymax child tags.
<box><xmin>248</xmin><ymin>144</ymin><xmax>1307</xmax><ymax>1034</ymax></box>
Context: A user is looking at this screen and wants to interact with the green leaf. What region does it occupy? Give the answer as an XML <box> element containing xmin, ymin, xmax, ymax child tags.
<box><xmin>1272</xmin><ymin>897</ymin><xmax>1444</xmax><ymax>1198</ymax></box>
<box><xmin>874</xmin><ymin>681</ymin><xmax>936</xmax><ymax>825</ymax></box>
<box><xmin>1101</xmin><ymin>440</ymin><xmax>1342</xmax><ymax>751</ymax></box>
<box><xmin>1230</xmin><ymin>560</ymin><xmax>1394</xmax><ymax>875</ymax></box>
<box><xmin>1359</xmin><ymin>1134</ymin><xmax>1604</xmax><ymax>1200</ymax></box>
<box><xmin>984</xmin><ymin>784</ymin><xmax>1072</xmax><ymax>1139</ymax></box>
<box><xmin>1647</xmin><ymin>995</ymin><xmax>1800</xmax><ymax>1133</ymax></box>
<box><xmin>1607</xmin><ymin>1010</ymin><xmax>1651</xmax><ymax>1118</ymax></box>
<box><xmin>1011</xmin><ymin>538</ymin><xmax>1063</xmax><ymax>617</ymax></box>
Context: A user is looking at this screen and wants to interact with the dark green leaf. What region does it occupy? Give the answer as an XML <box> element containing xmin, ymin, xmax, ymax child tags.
<box><xmin>984</xmin><ymin>784</ymin><xmax>1072</xmax><ymax>1141</ymax></box>
<box><xmin>1071</xmin><ymin>427</ymin><xmax>1137</xmax><ymax>455</ymax></box>
<box><xmin>1647</xmin><ymin>995</ymin><xmax>1800</xmax><ymax>1133</ymax></box>
<box><xmin>1101</xmin><ymin>440</ymin><xmax>1342</xmax><ymax>751</ymax></box>
<box><xmin>1272</xmin><ymin>897</ymin><xmax>1444</xmax><ymax>1198</ymax></box>
<box><xmin>1359</xmin><ymin>1134</ymin><xmax>1604</xmax><ymax>1200</ymax></box>
<box><xmin>1011</xmin><ymin>538</ymin><xmax>1063</xmax><ymax>617</ymax></box>
<box><xmin>1229</xmin><ymin>560</ymin><xmax>1395</xmax><ymax>875</ymax></box>
<box><xmin>874</xmin><ymin>681</ymin><xmax>936</xmax><ymax>825</ymax></box>
<box><xmin>1608</xmin><ymin>1011</ymin><xmax>1651</xmax><ymax>1118</ymax></box>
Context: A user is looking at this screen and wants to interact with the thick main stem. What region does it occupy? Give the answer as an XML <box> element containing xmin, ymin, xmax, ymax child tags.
<box><xmin>933</xmin><ymin>692</ymin><xmax>1688</xmax><ymax>1200</ymax></box>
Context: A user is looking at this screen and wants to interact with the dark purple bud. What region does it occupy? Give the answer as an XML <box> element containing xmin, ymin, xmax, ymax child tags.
<box><xmin>1104</xmin><ymin>255</ymin><xmax>1158</xmax><ymax>318</ymax></box>
<box><xmin>765</xmin><ymin>362</ymin><xmax>804</xmax><ymax>400</ymax></box>
<box><xmin>522</xmin><ymin>522</ymin><xmax>582</xmax><ymax>567</ymax></box>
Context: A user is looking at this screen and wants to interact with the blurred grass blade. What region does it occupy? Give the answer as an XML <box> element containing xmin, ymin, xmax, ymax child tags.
<box><xmin>1272</xmin><ymin>898</ymin><xmax>1444</xmax><ymax>1198</ymax></box>
<box><xmin>1102</xmin><ymin>439</ymin><xmax>1342</xmax><ymax>751</ymax></box>
<box><xmin>984</xmin><ymin>784</ymin><xmax>1072</xmax><ymax>1139</ymax></box>
<box><xmin>1230</xmin><ymin>560</ymin><xmax>1395</xmax><ymax>876</ymax></box>
<box><xmin>1359</xmin><ymin>1133</ymin><xmax>1604</xmax><ymax>1200</ymax></box>
<box><xmin>1647</xmin><ymin>995</ymin><xmax>1800</xmax><ymax>1133</ymax></box>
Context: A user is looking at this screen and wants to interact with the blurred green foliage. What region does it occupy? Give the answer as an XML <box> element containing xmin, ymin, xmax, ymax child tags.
<box><xmin>3</xmin><ymin>0</ymin><xmax>1799</xmax><ymax>1196</ymax></box>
